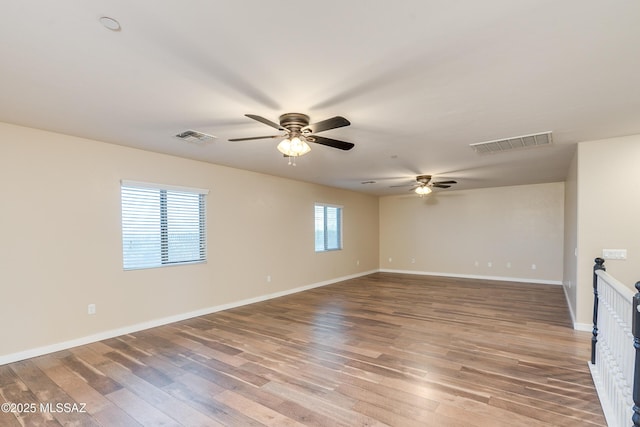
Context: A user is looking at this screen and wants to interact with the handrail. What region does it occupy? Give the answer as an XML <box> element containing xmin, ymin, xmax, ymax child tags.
<box><xmin>596</xmin><ymin>269</ymin><xmax>636</xmax><ymax>302</ymax></box>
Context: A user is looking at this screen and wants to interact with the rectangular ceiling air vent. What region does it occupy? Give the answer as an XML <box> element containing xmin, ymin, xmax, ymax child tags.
<box><xmin>175</xmin><ymin>130</ymin><xmax>217</xmax><ymax>143</ymax></box>
<box><xmin>470</xmin><ymin>131</ymin><xmax>552</xmax><ymax>154</ymax></box>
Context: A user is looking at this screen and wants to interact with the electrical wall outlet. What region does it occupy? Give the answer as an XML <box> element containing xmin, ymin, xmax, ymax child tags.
<box><xmin>87</xmin><ymin>304</ymin><xmax>96</xmax><ymax>315</ymax></box>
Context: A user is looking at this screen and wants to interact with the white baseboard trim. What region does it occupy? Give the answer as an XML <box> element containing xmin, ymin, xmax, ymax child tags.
<box><xmin>574</xmin><ymin>322</ymin><xmax>593</xmax><ymax>332</ymax></box>
<box><xmin>379</xmin><ymin>268</ymin><xmax>563</xmax><ymax>286</ymax></box>
<box><xmin>0</xmin><ymin>269</ymin><xmax>377</xmax><ymax>366</ymax></box>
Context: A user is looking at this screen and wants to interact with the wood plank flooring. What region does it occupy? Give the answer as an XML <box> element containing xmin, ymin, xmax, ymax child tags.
<box><xmin>0</xmin><ymin>273</ymin><xmax>605</xmax><ymax>426</ymax></box>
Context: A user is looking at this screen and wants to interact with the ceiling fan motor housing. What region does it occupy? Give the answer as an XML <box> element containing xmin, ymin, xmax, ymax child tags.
<box><xmin>279</xmin><ymin>113</ymin><xmax>310</xmax><ymax>134</ymax></box>
<box><xmin>416</xmin><ymin>175</ymin><xmax>432</xmax><ymax>184</ymax></box>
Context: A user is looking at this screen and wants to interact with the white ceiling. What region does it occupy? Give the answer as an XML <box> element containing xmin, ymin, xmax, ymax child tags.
<box><xmin>2</xmin><ymin>1</ymin><xmax>639</xmax><ymax>195</ymax></box>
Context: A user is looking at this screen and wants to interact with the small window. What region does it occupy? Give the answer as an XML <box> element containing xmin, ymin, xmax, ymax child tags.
<box><xmin>121</xmin><ymin>181</ymin><xmax>208</xmax><ymax>270</ymax></box>
<box><xmin>315</xmin><ymin>203</ymin><xmax>342</xmax><ymax>252</ymax></box>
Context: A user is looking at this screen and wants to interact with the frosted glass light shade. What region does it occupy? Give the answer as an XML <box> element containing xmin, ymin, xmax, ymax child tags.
<box><xmin>415</xmin><ymin>185</ymin><xmax>432</xmax><ymax>195</ymax></box>
<box><xmin>277</xmin><ymin>136</ymin><xmax>311</xmax><ymax>157</ymax></box>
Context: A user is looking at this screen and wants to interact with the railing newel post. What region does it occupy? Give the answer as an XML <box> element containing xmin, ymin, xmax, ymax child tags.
<box><xmin>631</xmin><ymin>281</ymin><xmax>640</xmax><ymax>426</ymax></box>
<box><xmin>592</xmin><ymin>257</ymin><xmax>605</xmax><ymax>365</ymax></box>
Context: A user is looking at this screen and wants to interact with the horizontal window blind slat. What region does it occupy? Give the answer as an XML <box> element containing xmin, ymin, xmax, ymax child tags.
<box><xmin>121</xmin><ymin>180</ymin><xmax>209</xmax><ymax>195</ymax></box>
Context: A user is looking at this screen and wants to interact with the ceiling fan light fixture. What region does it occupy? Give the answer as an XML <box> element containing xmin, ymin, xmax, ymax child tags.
<box><xmin>415</xmin><ymin>185</ymin><xmax>432</xmax><ymax>196</ymax></box>
<box><xmin>277</xmin><ymin>136</ymin><xmax>311</xmax><ymax>157</ymax></box>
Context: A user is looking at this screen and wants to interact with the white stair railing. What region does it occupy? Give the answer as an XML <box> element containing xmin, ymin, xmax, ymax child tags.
<box><xmin>589</xmin><ymin>258</ymin><xmax>635</xmax><ymax>427</ymax></box>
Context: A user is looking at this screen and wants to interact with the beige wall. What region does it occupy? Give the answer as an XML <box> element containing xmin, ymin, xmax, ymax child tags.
<box><xmin>0</xmin><ymin>122</ymin><xmax>379</xmax><ymax>359</ymax></box>
<box><xmin>573</xmin><ymin>134</ymin><xmax>640</xmax><ymax>326</ymax></box>
<box><xmin>379</xmin><ymin>183</ymin><xmax>564</xmax><ymax>283</ymax></box>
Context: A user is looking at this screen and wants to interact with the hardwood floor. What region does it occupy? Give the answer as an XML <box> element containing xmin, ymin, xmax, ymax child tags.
<box><xmin>0</xmin><ymin>273</ymin><xmax>605</xmax><ymax>426</ymax></box>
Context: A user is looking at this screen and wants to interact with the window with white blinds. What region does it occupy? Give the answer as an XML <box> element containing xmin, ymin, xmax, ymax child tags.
<box><xmin>315</xmin><ymin>203</ymin><xmax>342</xmax><ymax>252</ymax></box>
<box><xmin>121</xmin><ymin>181</ymin><xmax>208</xmax><ymax>270</ymax></box>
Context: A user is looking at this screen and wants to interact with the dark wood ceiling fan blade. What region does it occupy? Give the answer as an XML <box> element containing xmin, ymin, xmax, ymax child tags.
<box><xmin>308</xmin><ymin>135</ymin><xmax>354</xmax><ymax>150</ymax></box>
<box><xmin>245</xmin><ymin>114</ymin><xmax>283</xmax><ymax>130</ymax></box>
<box><xmin>303</xmin><ymin>116</ymin><xmax>350</xmax><ymax>134</ymax></box>
<box><xmin>433</xmin><ymin>180</ymin><xmax>457</xmax><ymax>185</ymax></box>
<box><xmin>432</xmin><ymin>184</ymin><xmax>451</xmax><ymax>188</ymax></box>
<box><xmin>228</xmin><ymin>135</ymin><xmax>282</xmax><ymax>142</ymax></box>
<box><xmin>389</xmin><ymin>183</ymin><xmax>418</xmax><ymax>188</ymax></box>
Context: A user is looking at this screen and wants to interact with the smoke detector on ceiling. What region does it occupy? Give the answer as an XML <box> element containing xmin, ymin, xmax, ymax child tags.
<box><xmin>99</xmin><ymin>16</ymin><xmax>121</xmax><ymax>32</ymax></box>
<box><xmin>175</xmin><ymin>130</ymin><xmax>217</xmax><ymax>143</ymax></box>
<box><xmin>470</xmin><ymin>131</ymin><xmax>552</xmax><ymax>154</ymax></box>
